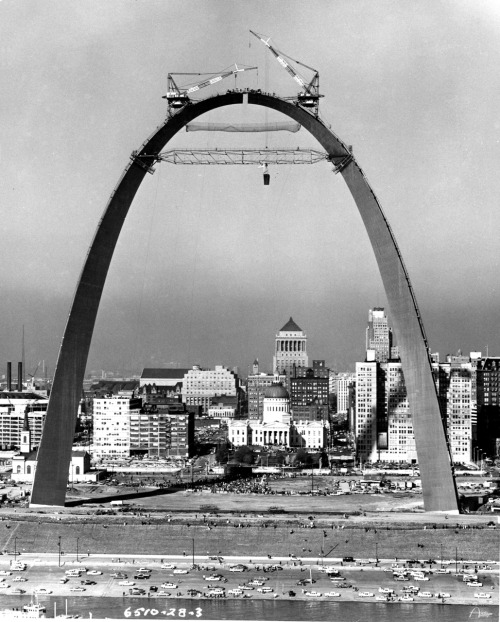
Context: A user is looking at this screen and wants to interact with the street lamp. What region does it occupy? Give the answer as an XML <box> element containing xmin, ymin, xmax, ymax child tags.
<box><xmin>58</xmin><ymin>536</ymin><xmax>62</xmax><ymax>567</ymax></box>
<box><xmin>192</xmin><ymin>538</ymin><xmax>195</xmax><ymax>568</ymax></box>
<box><xmin>14</xmin><ymin>537</ymin><xmax>18</xmax><ymax>563</ymax></box>
<box><xmin>76</xmin><ymin>537</ymin><xmax>79</xmax><ymax>562</ymax></box>
<box><xmin>440</xmin><ymin>543</ymin><xmax>443</xmax><ymax>568</ymax></box>
<box><xmin>375</xmin><ymin>542</ymin><xmax>379</xmax><ymax>565</ymax></box>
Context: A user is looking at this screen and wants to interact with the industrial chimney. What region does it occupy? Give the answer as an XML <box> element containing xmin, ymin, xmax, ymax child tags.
<box><xmin>17</xmin><ymin>362</ymin><xmax>22</xmax><ymax>392</ymax></box>
<box><xmin>7</xmin><ymin>362</ymin><xmax>12</xmax><ymax>392</ymax></box>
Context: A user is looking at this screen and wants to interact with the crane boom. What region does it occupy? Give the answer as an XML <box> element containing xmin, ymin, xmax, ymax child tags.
<box><xmin>250</xmin><ymin>30</ymin><xmax>322</xmax><ymax>115</ymax></box>
<box><xmin>185</xmin><ymin>66</ymin><xmax>253</xmax><ymax>93</ymax></box>
<box><xmin>250</xmin><ymin>30</ymin><xmax>307</xmax><ymax>90</ymax></box>
<box><xmin>163</xmin><ymin>65</ymin><xmax>257</xmax><ymax>112</ymax></box>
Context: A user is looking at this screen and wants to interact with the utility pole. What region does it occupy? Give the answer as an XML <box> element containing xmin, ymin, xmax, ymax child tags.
<box><xmin>14</xmin><ymin>537</ymin><xmax>18</xmax><ymax>563</ymax></box>
<box><xmin>76</xmin><ymin>537</ymin><xmax>79</xmax><ymax>562</ymax></box>
<box><xmin>192</xmin><ymin>538</ymin><xmax>195</xmax><ymax>568</ymax></box>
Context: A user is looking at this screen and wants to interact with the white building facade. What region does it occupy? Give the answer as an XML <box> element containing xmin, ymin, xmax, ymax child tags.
<box><xmin>445</xmin><ymin>361</ymin><xmax>472</xmax><ymax>463</ymax></box>
<box><xmin>182</xmin><ymin>365</ymin><xmax>239</xmax><ymax>414</ymax></box>
<box><xmin>0</xmin><ymin>392</ymin><xmax>48</xmax><ymax>450</ymax></box>
<box><xmin>92</xmin><ymin>397</ymin><xmax>140</xmax><ymax>459</ymax></box>
<box><xmin>335</xmin><ymin>372</ymin><xmax>356</xmax><ymax>415</ymax></box>
<box><xmin>354</xmin><ymin>361</ymin><xmax>379</xmax><ymax>461</ymax></box>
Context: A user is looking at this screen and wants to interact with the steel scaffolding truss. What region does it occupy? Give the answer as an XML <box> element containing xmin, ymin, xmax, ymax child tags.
<box><xmin>155</xmin><ymin>148</ymin><xmax>329</xmax><ymax>165</ymax></box>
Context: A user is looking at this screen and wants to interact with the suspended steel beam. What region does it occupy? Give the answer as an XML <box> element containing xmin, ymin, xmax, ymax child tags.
<box><xmin>155</xmin><ymin>148</ymin><xmax>329</xmax><ymax>165</ymax></box>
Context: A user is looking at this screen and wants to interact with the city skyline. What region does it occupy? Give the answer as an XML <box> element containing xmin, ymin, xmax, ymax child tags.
<box><xmin>2</xmin><ymin>1</ymin><xmax>500</xmax><ymax>377</ymax></box>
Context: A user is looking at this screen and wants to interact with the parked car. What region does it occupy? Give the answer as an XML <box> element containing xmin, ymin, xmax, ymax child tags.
<box><xmin>207</xmin><ymin>588</ymin><xmax>225</xmax><ymax>596</ymax></box>
<box><xmin>203</xmin><ymin>575</ymin><xmax>226</xmax><ymax>582</ymax></box>
<box><xmin>229</xmin><ymin>565</ymin><xmax>248</xmax><ymax>572</ymax></box>
<box><xmin>70</xmin><ymin>587</ymin><xmax>86</xmax><ymax>592</ymax></box>
<box><xmin>130</xmin><ymin>588</ymin><xmax>146</xmax><ymax>595</ymax></box>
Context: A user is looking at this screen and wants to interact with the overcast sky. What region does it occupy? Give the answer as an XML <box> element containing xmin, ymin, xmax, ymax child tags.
<box><xmin>2</xmin><ymin>0</ymin><xmax>500</xmax><ymax>378</ymax></box>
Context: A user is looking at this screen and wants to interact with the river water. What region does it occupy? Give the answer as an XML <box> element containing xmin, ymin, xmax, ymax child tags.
<box><xmin>1</xmin><ymin>595</ymin><xmax>496</xmax><ymax>621</ymax></box>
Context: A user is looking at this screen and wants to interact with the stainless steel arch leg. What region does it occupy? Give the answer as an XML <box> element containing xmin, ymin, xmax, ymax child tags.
<box><xmin>341</xmin><ymin>161</ymin><xmax>458</xmax><ymax>512</ymax></box>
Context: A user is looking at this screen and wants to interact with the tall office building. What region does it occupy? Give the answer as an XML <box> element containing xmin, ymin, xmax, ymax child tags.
<box><xmin>335</xmin><ymin>372</ymin><xmax>356</xmax><ymax>415</ymax></box>
<box><xmin>354</xmin><ymin>360</ymin><xmax>382</xmax><ymax>461</ymax></box>
<box><xmin>182</xmin><ymin>365</ymin><xmax>239</xmax><ymax>415</ymax></box>
<box><xmin>354</xmin><ymin>351</ymin><xmax>474</xmax><ymax>463</ymax></box>
<box><xmin>384</xmin><ymin>362</ymin><xmax>417</xmax><ymax>462</ymax></box>
<box><xmin>273</xmin><ymin>318</ymin><xmax>308</xmax><ymax>376</ymax></box>
<box><xmin>92</xmin><ymin>397</ymin><xmax>194</xmax><ymax>459</ymax></box>
<box><xmin>366</xmin><ymin>308</ymin><xmax>397</xmax><ymax>363</ymax></box>
<box><xmin>445</xmin><ymin>360</ymin><xmax>472</xmax><ymax>463</ymax></box>
<box><xmin>290</xmin><ymin>364</ymin><xmax>329</xmax><ymax>422</ymax></box>
<box><xmin>474</xmin><ymin>356</ymin><xmax>500</xmax><ymax>457</ymax></box>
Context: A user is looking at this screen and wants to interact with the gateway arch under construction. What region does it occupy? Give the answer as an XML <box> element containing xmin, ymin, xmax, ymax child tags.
<box><xmin>30</xmin><ymin>90</ymin><xmax>459</xmax><ymax>513</ymax></box>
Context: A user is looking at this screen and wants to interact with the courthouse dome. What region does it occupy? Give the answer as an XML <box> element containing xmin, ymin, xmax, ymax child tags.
<box><xmin>264</xmin><ymin>383</ymin><xmax>289</xmax><ymax>399</ymax></box>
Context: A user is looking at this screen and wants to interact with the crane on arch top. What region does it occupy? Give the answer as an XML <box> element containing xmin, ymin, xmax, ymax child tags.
<box><xmin>163</xmin><ymin>64</ymin><xmax>257</xmax><ymax>115</ymax></box>
<box><xmin>250</xmin><ymin>29</ymin><xmax>323</xmax><ymax>116</ymax></box>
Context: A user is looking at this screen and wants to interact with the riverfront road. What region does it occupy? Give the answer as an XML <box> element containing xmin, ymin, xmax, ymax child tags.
<box><xmin>2</xmin><ymin>553</ymin><xmax>497</xmax><ymax>606</ymax></box>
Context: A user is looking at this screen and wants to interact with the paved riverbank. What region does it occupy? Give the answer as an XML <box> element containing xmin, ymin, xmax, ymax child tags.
<box><xmin>1</xmin><ymin>553</ymin><xmax>497</xmax><ymax>607</ymax></box>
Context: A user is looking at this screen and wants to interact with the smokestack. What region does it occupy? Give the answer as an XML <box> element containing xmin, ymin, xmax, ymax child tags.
<box><xmin>7</xmin><ymin>362</ymin><xmax>12</xmax><ymax>392</ymax></box>
<box><xmin>18</xmin><ymin>362</ymin><xmax>22</xmax><ymax>392</ymax></box>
